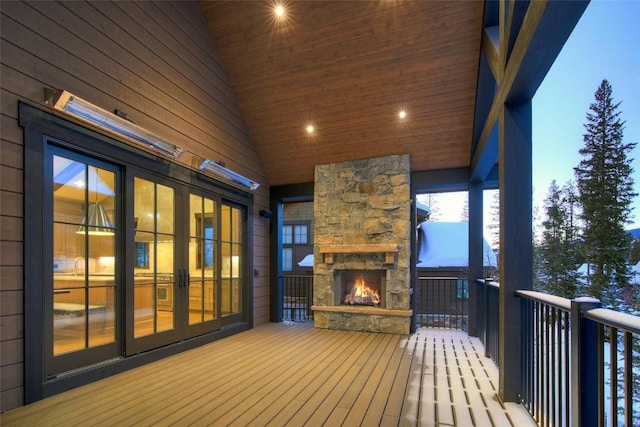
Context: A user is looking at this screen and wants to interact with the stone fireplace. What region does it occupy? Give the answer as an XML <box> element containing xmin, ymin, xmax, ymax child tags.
<box><xmin>311</xmin><ymin>154</ymin><xmax>412</xmax><ymax>334</ymax></box>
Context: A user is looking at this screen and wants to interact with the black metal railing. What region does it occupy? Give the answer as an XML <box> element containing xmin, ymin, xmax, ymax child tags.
<box><xmin>516</xmin><ymin>290</ymin><xmax>640</xmax><ymax>427</ymax></box>
<box><xmin>282</xmin><ymin>275</ymin><xmax>313</xmax><ymax>321</ymax></box>
<box><xmin>584</xmin><ymin>306</ymin><xmax>640</xmax><ymax>426</ymax></box>
<box><xmin>476</xmin><ymin>279</ymin><xmax>500</xmax><ymax>364</ymax></box>
<box><xmin>415</xmin><ymin>277</ymin><xmax>468</xmax><ymax>330</ymax></box>
<box><xmin>517</xmin><ymin>290</ymin><xmax>572</xmax><ymax>427</ymax></box>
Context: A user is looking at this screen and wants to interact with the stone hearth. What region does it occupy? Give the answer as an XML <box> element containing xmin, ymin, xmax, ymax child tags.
<box><xmin>311</xmin><ymin>154</ymin><xmax>412</xmax><ymax>334</ymax></box>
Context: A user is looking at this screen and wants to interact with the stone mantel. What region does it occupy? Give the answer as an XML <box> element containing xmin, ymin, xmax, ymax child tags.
<box><xmin>318</xmin><ymin>243</ymin><xmax>399</xmax><ymax>264</ymax></box>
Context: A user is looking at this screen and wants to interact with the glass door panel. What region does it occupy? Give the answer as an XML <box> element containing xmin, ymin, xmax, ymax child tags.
<box><xmin>221</xmin><ymin>204</ymin><xmax>244</xmax><ymax>317</ymax></box>
<box><xmin>188</xmin><ymin>194</ymin><xmax>218</xmax><ymax>327</ymax></box>
<box><xmin>133</xmin><ymin>178</ymin><xmax>176</xmax><ymax>338</ymax></box>
<box><xmin>52</xmin><ymin>155</ymin><xmax>118</xmax><ymax>363</ymax></box>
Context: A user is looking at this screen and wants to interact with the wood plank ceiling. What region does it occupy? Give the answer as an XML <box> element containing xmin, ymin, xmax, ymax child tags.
<box><xmin>199</xmin><ymin>1</ymin><xmax>484</xmax><ymax>187</ymax></box>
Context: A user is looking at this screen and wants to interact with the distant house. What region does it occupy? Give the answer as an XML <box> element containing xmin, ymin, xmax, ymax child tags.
<box><xmin>283</xmin><ymin>202</ymin><xmax>314</xmax><ymax>275</ymax></box>
<box><xmin>417</xmin><ymin>221</ymin><xmax>497</xmax><ymax>277</ymax></box>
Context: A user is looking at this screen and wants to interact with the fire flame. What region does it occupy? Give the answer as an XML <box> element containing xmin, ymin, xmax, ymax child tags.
<box><xmin>345</xmin><ymin>275</ymin><xmax>380</xmax><ymax>305</ymax></box>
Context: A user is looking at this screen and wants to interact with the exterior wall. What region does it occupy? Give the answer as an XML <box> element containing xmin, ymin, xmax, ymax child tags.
<box><xmin>283</xmin><ymin>202</ymin><xmax>314</xmax><ymax>275</ymax></box>
<box><xmin>283</xmin><ymin>201</ymin><xmax>314</xmax><ymax>222</ymax></box>
<box><xmin>0</xmin><ymin>1</ymin><xmax>269</xmax><ymax>411</ymax></box>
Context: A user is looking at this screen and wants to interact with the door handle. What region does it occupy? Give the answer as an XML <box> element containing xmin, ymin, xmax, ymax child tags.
<box><xmin>178</xmin><ymin>268</ymin><xmax>185</xmax><ymax>288</ymax></box>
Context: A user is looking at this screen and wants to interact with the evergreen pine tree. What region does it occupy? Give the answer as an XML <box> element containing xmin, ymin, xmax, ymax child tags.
<box><xmin>421</xmin><ymin>194</ymin><xmax>441</xmax><ymax>221</ymax></box>
<box><xmin>532</xmin><ymin>205</ymin><xmax>546</xmax><ymax>291</ymax></box>
<box><xmin>460</xmin><ymin>197</ymin><xmax>469</xmax><ymax>222</ymax></box>
<box><xmin>574</xmin><ymin>79</ymin><xmax>637</xmax><ymax>306</ymax></box>
<box><xmin>538</xmin><ymin>180</ymin><xmax>581</xmax><ymax>297</ymax></box>
<box><xmin>487</xmin><ymin>190</ymin><xmax>500</xmax><ymax>250</ymax></box>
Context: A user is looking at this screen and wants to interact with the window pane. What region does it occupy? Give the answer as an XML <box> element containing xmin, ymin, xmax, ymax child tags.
<box><xmin>294</xmin><ymin>225</ymin><xmax>307</xmax><ymax>244</ymax></box>
<box><xmin>134</xmin><ymin>283</ymin><xmax>154</xmax><ymax>338</ymax></box>
<box><xmin>53</xmin><ymin>288</ymin><xmax>86</xmax><ymax>355</ymax></box>
<box><xmin>134</xmin><ymin>178</ymin><xmax>154</xmax><ymax>232</ymax></box>
<box><xmin>283</xmin><ymin>225</ymin><xmax>293</xmax><ymax>244</ymax></box>
<box><xmin>283</xmin><ymin>248</ymin><xmax>293</xmax><ymax>271</ymax></box>
<box><xmin>221</xmin><ymin>205</ymin><xmax>231</xmax><ymax>241</ymax></box>
<box><xmin>156</xmin><ymin>184</ymin><xmax>174</xmax><ymax>234</ymax></box>
<box><xmin>88</xmin><ymin>286</ymin><xmax>115</xmax><ymax>347</ymax></box>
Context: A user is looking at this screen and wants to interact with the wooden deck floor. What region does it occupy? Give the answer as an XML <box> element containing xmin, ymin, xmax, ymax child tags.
<box><xmin>1</xmin><ymin>323</ymin><xmax>535</xmax><ymax>426</ymax></box>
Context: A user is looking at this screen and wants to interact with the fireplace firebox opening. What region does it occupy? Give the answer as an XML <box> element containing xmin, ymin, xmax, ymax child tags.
<box><xmin>334</xmin><ymin>270</ymin><xmax>386</xmax><ymax>308</ymax></box>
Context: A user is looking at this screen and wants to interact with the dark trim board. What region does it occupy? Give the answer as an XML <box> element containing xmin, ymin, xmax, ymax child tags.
<box><xmin>412</xmin><ymin>166</ymin><xmax>499</xmax><ymax>193</ymax></box>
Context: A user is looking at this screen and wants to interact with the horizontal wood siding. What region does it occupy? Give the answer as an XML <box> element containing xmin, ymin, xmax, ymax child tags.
<box><xmin>0</xmin><ymin>0</ymin><xmax>269</xmax><ymax>411</ymax></box>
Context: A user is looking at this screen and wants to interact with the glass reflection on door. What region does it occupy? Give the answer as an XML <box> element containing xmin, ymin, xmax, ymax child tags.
<box><xmin>189</xmin><ymin>194</ymin><xmax>217</xmax><ymax>324</ymax></box>
<box><xmin>133</xmin><ymin>178</ymin><xmax>175</xmax><ymax>337</ymax></box>
<box><xmin>221</xmin><ymin>204</ymin><xmax>243</xmax><ymax>316</ymax></box>
<box><xmin>52</xmin><ymin>156</ymin><xmax>117</xmax><ymax>355</ymax></box>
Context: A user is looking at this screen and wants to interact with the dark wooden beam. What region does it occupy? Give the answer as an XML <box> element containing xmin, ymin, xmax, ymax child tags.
<box><xmin>467</xmin><ymin>181</ymin><xmax>484</xmax><ymax>337</ymax></box>
<box><xmin>508</xmin><ymin>0</ymin><xmax>590</xmax><ymax>103</ymax></box>
<box><xmin>499</xmin><ymin>99</ymin><xmax>533</xmax><ymax>402</ymax></box>
<box><xmin>470</xmin><ymin>0</ymin><xmax>588</xmax><ymax>181</ymax></box>
<box><xmin>412</xmin><ymin>168</ymin><xmax>470</xmax><ymax>193</ymax></box>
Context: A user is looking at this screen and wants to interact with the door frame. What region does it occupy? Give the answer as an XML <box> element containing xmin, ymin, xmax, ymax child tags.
<box><xmin>45</xmin><ymin>146</ymin><xmax>123</xmax><ymax>376</ymax></box>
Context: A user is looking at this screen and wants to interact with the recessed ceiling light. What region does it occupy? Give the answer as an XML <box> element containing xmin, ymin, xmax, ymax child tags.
<box><xmin>274</xmin><ymin>4</ymin><xmax>285</xmax><ymax>17</ymax></box>
<box><xmin>306</xmin><ymin>124</ymin><xmax>315</xmax><ymax>134</ymax></box>
<box><xmin>398</xmin><ymin>110</ymin><xmax>407</xmax><ymax>119</ymax></box>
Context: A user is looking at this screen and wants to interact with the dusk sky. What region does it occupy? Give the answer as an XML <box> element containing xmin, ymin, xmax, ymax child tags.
<box><xmin>532</xmin><ymin>0</ymin><xmax>640</xmax><ymax>229</ymax></box>
<box><xmin>429</xmin><ymin>0</ymin><xmax>640</xmax><ymax>234</ymax></box>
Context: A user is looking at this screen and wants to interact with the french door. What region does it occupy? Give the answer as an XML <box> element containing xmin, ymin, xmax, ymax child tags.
<box><xmin>127</xmin><ymin>173</ymin><xmax>247</xmax><ymax>353</ymax></box>
<box><xmin>45</xmin><ymin>152</ymin><xmax>249</xmax><ymax>370</ymax></box>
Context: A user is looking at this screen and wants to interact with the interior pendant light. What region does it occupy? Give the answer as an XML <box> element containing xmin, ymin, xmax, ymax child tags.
<box><xmin>77</xmin><ymin>203</ymin><xmax>115</xmax><ymax>236</ymax></box>
<box><xmin>77</xmin><ymin>168</ymin><xmax>115</xmax><ymax>236</ymax></box>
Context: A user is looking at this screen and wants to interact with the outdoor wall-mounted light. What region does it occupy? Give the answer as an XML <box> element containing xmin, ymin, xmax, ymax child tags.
<box><xmin>198</xmin><ymin>159</ymin><xmax>260</xmax><ymax>191</ymax></box>
<box><xmin>259</xmin><ymin>209</ymin><xmax>272</xmax><ymax>218</ymax></box>
<box><xmin>46</xmin><ymin>89</ymin><xmax>184</xmax><ymax>159</ymax></box>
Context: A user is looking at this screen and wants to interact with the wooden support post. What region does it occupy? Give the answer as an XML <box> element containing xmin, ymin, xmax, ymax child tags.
<box><xmin>468</xmin><ymin>181</ymin><xmax>484</xmax><ymax>336</ymax></box>
<box><xmin>498</xmin><ymin>99</ymin><xmax>532</xmax><ymax>402</ymax></box>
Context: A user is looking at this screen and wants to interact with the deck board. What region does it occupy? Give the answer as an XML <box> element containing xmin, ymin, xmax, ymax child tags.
<box><xmin>1</xmin><ymin>323</ymin><xmax>536</xmax><ymax>427</ymax></box>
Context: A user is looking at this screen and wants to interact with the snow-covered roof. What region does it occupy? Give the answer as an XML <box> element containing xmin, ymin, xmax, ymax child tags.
<box><xmin>416</xmin><ymin>200</ymin><xmax>431</xmax><ymax>215</ymax></box>
<box><xmin>417</xmin><ymin>221</ymin><xmax>497</xmax><ymax>268</ymax></box>
<box><xmin>297</xmin><ymin>254</ymin><xmax>313</xmax><ymax>267</ymax></box>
